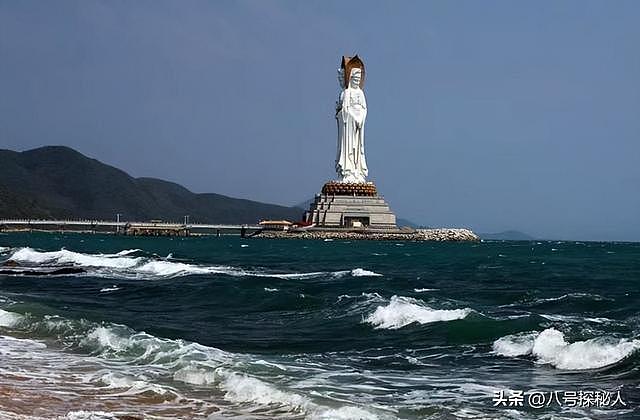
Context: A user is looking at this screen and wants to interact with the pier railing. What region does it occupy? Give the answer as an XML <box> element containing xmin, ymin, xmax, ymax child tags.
<box><xmin>0</xmin><ymin>219</ymin><xmax>262</xmax><ymax>236</ymax></box>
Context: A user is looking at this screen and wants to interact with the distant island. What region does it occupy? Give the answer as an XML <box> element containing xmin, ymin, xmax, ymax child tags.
<box><xmin>0</xmin><ymin>146</ymin><xmax>302</xmax><ymax>224</ymax></box>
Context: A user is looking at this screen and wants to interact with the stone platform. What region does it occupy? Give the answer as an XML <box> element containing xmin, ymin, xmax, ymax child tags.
<box><xmin>304</xmin><ymin>185</ymin><xmax>397</xmax><ymax>229</ymax></box>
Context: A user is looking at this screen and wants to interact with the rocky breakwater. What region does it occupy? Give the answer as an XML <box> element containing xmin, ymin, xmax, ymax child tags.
<box><xmin>255</xmin><ymin>228</ymin><xmax>479</xmax><ymax>242</ymax></box>
<box><xmin>415</xmin><ymin>228</ymin><xmax>479</xmax><ymax>241</ymax></box>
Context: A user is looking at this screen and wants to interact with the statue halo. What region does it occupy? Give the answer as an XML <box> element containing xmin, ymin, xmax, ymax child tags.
<box><xmin>341</xmin><ymin>55</ymin><xmax>365</xmax><ymax>89</ymax></box>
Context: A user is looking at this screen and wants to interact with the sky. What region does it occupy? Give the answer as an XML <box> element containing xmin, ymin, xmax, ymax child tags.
<box><xmin>1</xmin><ymin>1</ymin><xmax>639</xmax><ymax>241</ymax></box>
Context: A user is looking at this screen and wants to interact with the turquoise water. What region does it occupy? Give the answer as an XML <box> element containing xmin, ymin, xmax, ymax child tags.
<box><xmin>0</xmin><ymin>232</ymin><xmax>638</xmax><ymax>419</ymax></box>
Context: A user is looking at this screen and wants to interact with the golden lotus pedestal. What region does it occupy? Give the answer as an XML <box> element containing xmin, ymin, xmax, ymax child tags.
<box><xmin>304</xmin><ymin>182</ymin><xmax>397</xmax><ymax>229</ymax></box>
<box><xmin>321</xmin><ymin>181</ymin><xmax>377</xmax><ymax>197</ymax></box>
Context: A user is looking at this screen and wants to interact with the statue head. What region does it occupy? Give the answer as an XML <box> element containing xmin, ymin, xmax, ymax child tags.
<box><xmin>341</xmin><ymin>55</ymin><xmax>365</xmax><ymax>88</ymax></box>
<box><xmin>349</xmin><ymin>68</ymin><xmax>362</xmax><ymax>89</ymax></box>
<box><xmin>337</xmin><ymin>68</ymin><xmax>345</xmax><ymax>89</ymax></box>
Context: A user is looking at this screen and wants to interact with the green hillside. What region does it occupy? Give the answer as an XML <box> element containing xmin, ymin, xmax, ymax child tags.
<box><xmin>0</xmin><ymin>146</ymin><xmax>303</xmax><ymax>224</ymax></box>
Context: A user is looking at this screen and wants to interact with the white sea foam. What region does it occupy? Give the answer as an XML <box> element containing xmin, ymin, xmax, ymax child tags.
<box><xmin>532</xmin><ymin>293</ymin><xmax>611</xmax><ymax>304</ymax></box>
<box><xmin>493</xmin><ymin>328</ymin><xmax>640</xmax><ymax>369</ymax></box>
<box><xmin>252</xmin><ymin>269</ymin><xmax>378</xmax><ymax>280</ymax></box>
<box><xmin>310</xmin><ymin>406</ymin><xmax>381</xmax><ymax>420</ymax></box>
<box><xmin>0</xmin><ymin>246</ymin><xmax>10</xmax><ymax>253</ymax></box>
<box><xmin>493</xmin><ymin>332</ymin><xmax>538</xmax><ymax>357</ymax></box>
<box><xmin>99</xmin><ymin>286</ymin><xmax>121</xmax><ymax>293</ymax></box>
<box><xmin>6</xmin><ymin>247</ymin><xmax>348</xmax><ymax>280</ymax></box>
<box><xmin>135</xmin><ymin>260</ymin><xmax>218</xmax><ymax>277</ymax></box>
<box><xmin>174</xmin><ymin>365</ymin><xmax>219</xmax><ymax>385</ymax></box>
<box><xmin>414</xmin><ymin>288</ymin><xmax>438</xmax><ymax>292</ymax></box>
<box><xmin>351</xmin><ymin>268</ymin><xmax>382</xmax><ymax>277</ymax></box>
<box><xmin>64</xmin><ymin>411</ymin><xmax>119</xmax><ymax>420</ymax></box>
<box><xmin>2</xmin><ymin>310</ymin><xmax>382</xmax><ymax>419</ymax></box>
<box><xmin>10</xmin><ymin>247</ymin><xmax>141</xmax><ymax>269</ymax></box>
<box><xmin>540</xmin><ymin>313</ymin><xmax>614</xmax><ymax>324</ymax></box>
<box><xmin>98</xmin><ymin>372</ymin><xmax>169</xmax><ymax>395</ymax></box>
<box><xmin>263</xmin><ymin>271</ymin><xmax>332</xmax><ymax>279</ymax></box>
<box><xmin>264</xmin><ymin>287</ymin><xmax>279</xmax><ymax>292</ymax></box>
<box><xmin>83</xmin><ymin>326</ymin><xmax>133</xmax><ymax>353</ymax></box>
<box><xmin>365</xmin><ymin>296</ymin><xmax>471</xmax><ymax>329</ymax></box>
<box><xmin>114</xmin><ymin>249</ymin><xmax>142</xmax><ymax>256</ymax></box>
<box><xmin>240</xmin><ymin>244</ymin><xmax>249</xmax><ymax>248</ymax></box>
<box><xmin>0</xmin><ymin>309</ymin><xmax>23</xmax><ymax>328</ymax></box>
<box><xmin>220</xmin><ymin>370</ymin><xmax>381</xmax><ymax>419</ymax></box>
<box><xmin>221</xmin><ymin>369</ymin><xmax>309</xmax><ymax>409</ymax></box>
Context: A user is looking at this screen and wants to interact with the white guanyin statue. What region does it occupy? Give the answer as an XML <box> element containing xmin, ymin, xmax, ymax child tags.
<box><xmin>335</xmin><ymin>65</ymin><xmax>368</xmax><ymax>183</ymax></box>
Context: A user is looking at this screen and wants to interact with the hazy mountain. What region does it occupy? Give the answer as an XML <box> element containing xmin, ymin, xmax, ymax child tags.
<box><xmin>479</xmin><ymin>230</ymin><xmax>535</xmax><ymax>241</ymax></box>
<box><xmin>0</xmin><ymin>146</ymin><xmax>303</xmax><ymax>223</ymax></box>
<box><xmin>396</xmin><ymin>218</ymin><xmax>418</xmax><ymax>228</ymax></box>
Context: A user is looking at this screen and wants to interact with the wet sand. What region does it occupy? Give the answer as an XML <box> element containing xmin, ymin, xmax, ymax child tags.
<box><xmin>0</xmin><ymin>335</ymin><xmax>221</xmax><ymax>419</ymax></box>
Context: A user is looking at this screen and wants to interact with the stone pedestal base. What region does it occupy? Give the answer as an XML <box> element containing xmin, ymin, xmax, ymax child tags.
<box><xmin>304</xmin><ymin>187</ymin><xmax>397</xmax><ymax>229</ymax></box>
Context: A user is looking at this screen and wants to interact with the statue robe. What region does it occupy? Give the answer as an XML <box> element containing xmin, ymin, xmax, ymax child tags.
<box><xmin>335</xmin><ymin>86</ymin><xmax>368</xmax><ymax>183</ymax></box>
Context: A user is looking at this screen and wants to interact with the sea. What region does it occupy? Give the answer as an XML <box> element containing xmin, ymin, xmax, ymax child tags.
<box><xmin>0</xmin><ymin>232</ymin><xmax>638</xmax><ymax>420</ymax></box>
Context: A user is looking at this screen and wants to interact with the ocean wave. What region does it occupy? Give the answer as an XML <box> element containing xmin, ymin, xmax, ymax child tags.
<box><xmin>0</xmin><ymin>308</ymin><xmax>382</xmax><ymax>418</ymax></box>
<box><xmin>309</xmin><ymin>406</ymin><xmax>381</xmax><ymax>420</ymax></box>
<box><xmin>0</xmin><ymin>246</ymin><xmax>10</xmax><ymax>254</ymax></box>
<box><xmin>64</xmin><ymin>411</ymin><xmax>120</xmax><ymax>420</ymax></box>
<box><xmin>221</xmin><ymin>369</ymin><xmax>309</xmax><ymax>409</ymax></box>
<box><xmin>364</xmin><ymin>296</ymin><xmax>472</xmax><ymax>329</ymax></box>
<box><xmin>111</xmin><ymin>249</ymin><xmax>143</xmax><ymax>256</ymax></box>
<box><xmin>337</xmin><ymin>292</ymin><xmax>383</xmax><ymax>302</ymax></box>
<box><xmin>499</xmin><ymin>292</ymin><xmax>614</xmax><ymax>309</ymax></box>
<box><xmin>99</xmin><ymin>285</ymin><xmax>121</xmax><ymax>293</ymax></box>
<box><xmin>351</xmin><ymin>268</ymin><xmax>382</xmax><ymax>277</ymax></box>
<box><xmin>173</xmin><ymin>365</ymin><xmax>311</xmax><ymax>412</ymax></box>
<box><xmin>492</xmin><ymin>332</ymin><xmax>539</xmax><ymax>357</ymax></box>
<box><xmin>414</xmin><ymin>288</ymin><xmax>438</xmax><ymax>292</ymax></box>
<box><xmin>134</xmin><ymin>260</ymin><xmax>224</xmax><ymax>277</ymax></box>
<box><xmin>540</xmin><ymin>313</ymin><xmax>615</xmax><ymax>324</ymax></box>
<box><xmin>0</xmin><ymin>308</ymin><xmax>23</xmax><ymax>328</ymax></box>
<box><xmin>174</xmin><ymin>365</ymin><xmax>383</xmax><ymax>419</ymax></box>
<box><xmin>493</xmin><ymin>328</ymin><xmax>640</xmax><ymax>369</ymax></box>
<box><xmin>97</xmin><ymin>372</ymin><xmax>172</xmax><ymax>396</ymax></box>
<box><xmin>529</xmin><ymin>293</ymin><xmax>613</xmax><ymax>305</ymax></box>
<box><xmin>258</xmin><ymin>269</ymin><xmax>380</xmax><ymax>279</ymax></box>
<box><xmin>9</xmin><ymin>247</ymin><xmax>141</xmax><ymax>269</ymax></box>
<box><xmin>5</xmin><ymin>247</ymin><xmax>378</xmax><ymax>281</ymax></box>
<box><xmin>264</xmin><ymin>287</ymin><xmax>279</xmax><ymax>292</ymax></box>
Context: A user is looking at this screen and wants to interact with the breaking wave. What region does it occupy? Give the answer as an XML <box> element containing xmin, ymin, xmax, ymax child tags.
<box><xmin>493</xmin><ymin>328</ymin><xmax>640</xmax><ymax>370</ymax></box>
<box><xmin>0</xmin><ymin>308</ymin><xmax>23</xmax><ymax>327</ymax></box>
<box><xmin>350</xmin><ymin>268</ymin><xmax>382</xmax><ymax>277</ymax></box>
<box><xmin>3</xmin><ymin>247</ymin><xmax>382</xmax><ymax>281</ymax></box>
<box><xmin>0</xmin><ymin>308</ymin><xmax>383</xmax><ymax>418</ymax></box>
<box><xmin>364</xmin><ymin>296</ymin><xmax>472</xmax><ymax>329</ymax></box>
<box><xmin>9</xmin><ymin>247</ymin><xmax>141</xmax><ymax>269</ymax></box>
